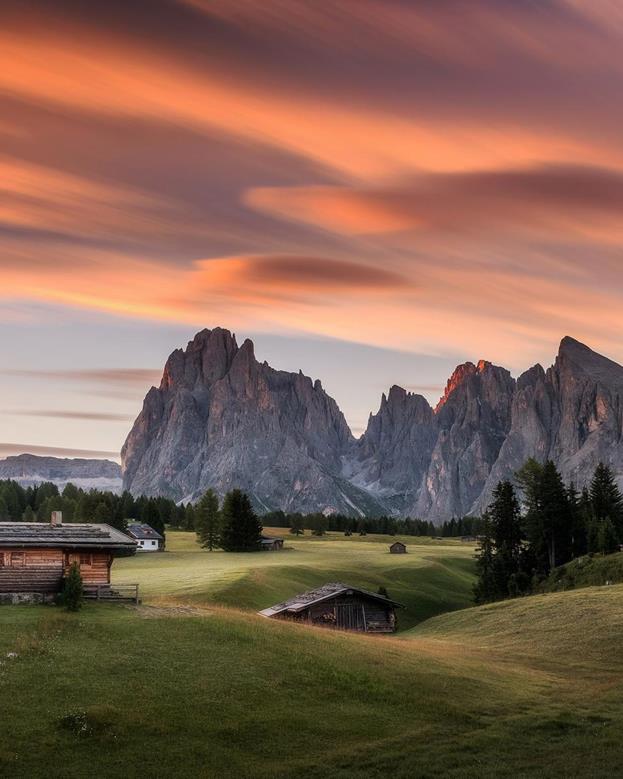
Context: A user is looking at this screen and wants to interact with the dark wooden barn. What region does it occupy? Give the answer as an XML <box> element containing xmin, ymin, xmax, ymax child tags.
<box><xmin>0</xmin><ymin>514</ymin><xmax>137</xmax><ymax>598</ymax></box>
<box><xmin>260</xmin><ymin>535</ymin><xmax>284</xmax><ymax>551</ymax></box>
<box><xmin>389</xmin><ymin>541</ymin><xmax>407</xmax><ymax>554</ymax></box>
<box><xmin>258</xmin><ymin>582</ymin><xmax>403</xmax><ymax>633</ymax></box>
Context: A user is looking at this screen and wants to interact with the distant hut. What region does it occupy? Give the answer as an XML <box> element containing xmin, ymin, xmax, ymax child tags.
<box><xmin>127</xmin><ymin>523</ymin><xmax>165</xmax><ymax>552</ymax></box>
<box><xmin>389</xmin><ymin>541</ymin><xmax>407</xmax><ymax>554</ymax></box>
<box><xmin>258</xmin><ymin>582</ymin><xmax>403</xmax><ymax>632</ymax></box>
<box><xmin>260</xmin><ymin>536</ymin><xmax>284</xmax><ymax>551</ymax></box>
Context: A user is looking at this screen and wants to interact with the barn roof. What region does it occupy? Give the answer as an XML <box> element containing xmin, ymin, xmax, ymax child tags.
<box><xmin>0</xmin><ymin>523</ymin><xmax>137</xmax><ymax>553</ymax></box>
<box><xmin>126</xmin><ymin>523</ymin><xmax>164</xmax><ymax>541</ymax></box>
<box><xmin>258</xmin><ymin>582</ymin><xmax>403</xmax><ymax>617</ymax></box>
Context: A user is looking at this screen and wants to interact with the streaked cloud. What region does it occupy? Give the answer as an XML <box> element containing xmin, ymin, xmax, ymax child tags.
<box><xmin>5</xmin><ymin>410</ymin><xmax>135</xmax><ymax>422</ymax></box>
<box><xmin>4</xmin><ymin>0</ymin><xmax>623</xmax><ymax>454</ymax></box>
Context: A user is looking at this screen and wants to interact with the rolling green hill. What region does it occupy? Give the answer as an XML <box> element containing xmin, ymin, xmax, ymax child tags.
<box><xmin>539</xmin><ymin>551</ymin><xmax>623</xmax><ymax>593</ymax></box>
<box><xmin>2</xmin><ymin>585</ymin><xmax>623</xmax><ymax>777</ymax></box>
<box><xmin>2</xmin><ymin>535</ymin><xmax>623</xmax><ymax>777</ymax></box>
<box><xmin>113</xmin><ymin>530</ymin><xmax>477</xmax><ymax>629</ymax></box>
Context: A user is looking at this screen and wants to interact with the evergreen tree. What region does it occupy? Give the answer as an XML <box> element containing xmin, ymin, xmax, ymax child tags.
<box><xmin>309</xmin><ymin>513</ymin><xmax>329</xmax><ymax>536</ymax></box>
<box><xmin>289</xmin><ymin>515</ymin><xmax>304</xmax><ymax>535</ymax></box>
<box><xmin>590</xmin><ymin>463</ymin><xmax>623</xmax><ymax>540</ymax></box>
<box><xmin>220</xmin><ymin>490</ymin><xmax>263</xmax><ymax>552</ymax></box>
<box><xmin>93</xmin><ymin>502</ymin><xmax>110</xmax><ymax>525</ymax></box>
<box><xmin>473</xmin><ymin>519</ymin><xmax>497</xmax><ymax>604</ymax></box>
<box><xmin>539</xmin><ymin>460</ymin><xmax>571</xmax><ymax>570</ymax></box>
<box><xmin>596</xmin><ymin>518</ymin><xmax>619</xmax><ymax>555</ymax></box>
<box><xmin>22</xmin><ymin>505</ymin><xmax>35</xmax><ymax>522</ymax></box>
<box><xmin>474</xmin><ymin>481</ymin><xmax>527</xmax><ymax>602</ymax></box>
<box><xmin>195</xmin><ymin>489</ymin><xmax>221</xmax><ymax>550</ymax></box>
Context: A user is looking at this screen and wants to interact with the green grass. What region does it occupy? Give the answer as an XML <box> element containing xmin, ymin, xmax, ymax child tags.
<box><xmin>2</xmin><ymin>586</ymin><xmax>623</xmax><ymax>777</ymax></box>
<box><xmin>113</xmin><ymin>530</ymin><xmax>477</xmax><ymax>629</ymax></box>
<box><xmin>3</xmin><ymin>534</ymin><xmax>623</xmax><ymax>776</ymax></box>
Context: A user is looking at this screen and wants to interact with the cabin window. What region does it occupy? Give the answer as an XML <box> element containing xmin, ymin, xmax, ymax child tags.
<box><xmin>10</xmin><ymin>552</ymin><xmax>24</xmax><ymax>567</ymax></box>
<box><xmin>79</xmin><ymin>553</ymin><xmax>92</xmax><ymax>567</ymax></box>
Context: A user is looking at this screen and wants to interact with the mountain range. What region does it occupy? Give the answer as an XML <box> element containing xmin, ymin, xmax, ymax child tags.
<box><xmin>0</xmin><ymin>454</ymin><xmax>122</xmax><ymax>493</ymax></box>
<box><xmin>120</xmin><ymin>328</ymin><xmax>623</xmax><ymax>520</ymax></box>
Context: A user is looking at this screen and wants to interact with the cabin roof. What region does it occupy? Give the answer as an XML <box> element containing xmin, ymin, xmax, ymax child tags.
<box><xmin>0</xmin><ymin>522</ymin><xmax>137</xmax><ymax>552</ymax></box>
<box><xmin>258</xmin><ymin>581</ymin><xmax>404</xmax><ymax>617</ymax></box>
<box><xmin>126</xmin><ymin>523</ymin><xmax>164</xmax><ymax>541</ymax></box>
<box><xmin>390</xmin><ymin>541</ymin><xmax>406</xmax><ymax>548</ymax></box>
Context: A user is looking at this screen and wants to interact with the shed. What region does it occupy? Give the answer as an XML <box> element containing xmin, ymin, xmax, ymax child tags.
<box><xmin>0</xmin><ymin>515</ymin><xmax>136</xmax><ymax>597</ymax></box>
<box><xmin>127</xmin><ymin>523</ymin><xmax>165</xmax><ymax>551</ymax></box>
<box><xmin>389</xmin><ymin>541</ymin><xmax>407</xmax><ymax>554</ymax></box>
<box><xmin>260</xmin><ymin>535</ymin><xmax>284</xmax><ymax>551</ymax></box>
<box><xmin>258</xmin><ymin>582</ymin><xmax>403</xmax><ymax>633</ymax></box>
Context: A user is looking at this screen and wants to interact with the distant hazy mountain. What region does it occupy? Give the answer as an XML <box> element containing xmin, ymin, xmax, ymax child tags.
<box><xmin>0</xmin><ymin>454</ymin><xmax>122</xmax><ymax>493</ymax></box>
<box><xmin>122</xmin><ymin>328</ymin><xmax>623</xmax><ymax>519</ymax></box>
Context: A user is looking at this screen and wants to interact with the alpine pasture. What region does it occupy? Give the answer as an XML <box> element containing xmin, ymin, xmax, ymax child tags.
<box><xmin>2</xmin><ymin>532</ymin><xmax>623</xmax><ymax>777</ymax></box>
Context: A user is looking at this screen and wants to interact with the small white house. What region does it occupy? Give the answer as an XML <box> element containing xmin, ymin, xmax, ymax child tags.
<box><xmin>126</xmin><ymin>523</ymin><xmax>164</xmax><ymax>552</ymax></box>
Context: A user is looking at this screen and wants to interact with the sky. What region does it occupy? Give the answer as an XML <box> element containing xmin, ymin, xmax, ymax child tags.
<box><xmin>3</xmin><ymin>0</ymin><xmax>623</xmax><ymax>460</ymax></box>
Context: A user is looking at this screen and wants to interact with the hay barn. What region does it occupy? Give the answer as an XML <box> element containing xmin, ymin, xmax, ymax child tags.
<box><xmin>258</xmin><ymin>582</ymin><xmax>403</xmax><ymax>633</ymax></box>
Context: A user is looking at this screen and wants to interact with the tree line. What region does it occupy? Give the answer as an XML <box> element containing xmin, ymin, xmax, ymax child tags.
<box><xmin>259</xmin><ymin>510</ymin><xmax>473</xmax><ymax>537</ymax></box>
<box><xmin>474</xmin><ymin>460</ymin><xmax>623</xmax><ymax>603</ymax></box>
<box><xmin>0</xmin><ymin>479</ymin><xmax>180</xmax><ymax>538</ymax></box>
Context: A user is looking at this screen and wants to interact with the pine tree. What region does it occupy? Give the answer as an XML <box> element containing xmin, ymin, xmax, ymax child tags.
<box><xmin>590</xmin><ymin>463</ymin><xmax>623</xmax><ymax>540</ymax></box>
<box><xmin>568</xmin><ymin>483</ymin><xmax>588</xmax><ymax>557</ymax></box>
<box><xmin>22</xmin><ymin>505</ymin><xmax>35</xmax><ymax>522</ymax></box>
<box><xmin>473</xmin><ymin>518</ymin><xmax>497</xmax><ymax>603</ymax></box>
<box><xmin>539</xmin><ymin>460</ymin><xmax>572</xmax><ymax>570</ymax></box>
<box><xmin>289</xmin><ymin>515</ymin><xmax>304</xmax><ymax>535</ymax></box>
<box><xmin>220</xmin><ymin>490</ymin><xmax>263</xmax><ymax>552</ymax></box>
<box><xmin>474</xmin><ymin>481</ymin><xmax>526</xmax><ymax>602</ymax></box>
<box><xmin>195</xmin><ymin>489</ymin><xmax>221</xmax><ymax>550</ymax></box>
<box><xmin>596</xmin><ymin>518</ymin><xmax>619</xmax><ymax>555</ymax></box>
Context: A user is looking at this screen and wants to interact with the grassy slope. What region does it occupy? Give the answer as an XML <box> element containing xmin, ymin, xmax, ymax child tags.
<box><xmin>540</xmin><ymin>551</ymin><xmax>623</xmax><ymax>593</ymax></box>
<box><xmin>3</xmin><ymin>536</ymin><xmax>623</xmax><ymax>777</ymax></box>
<box><xmin>2</xmin><ymin>587</ymin><xmax>623</xmax><ymax>777</ymax></box>
<box><xmin>113</xmin><ymin>530</ymin><xmax>477</xmax><ymax>629</ymax></box>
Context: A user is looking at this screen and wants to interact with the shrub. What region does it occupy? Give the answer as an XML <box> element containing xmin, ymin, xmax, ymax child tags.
<box><xmin>61</xmin><ymin>562</ymin><xmax>84</xmax><ymax>612</ymax></box>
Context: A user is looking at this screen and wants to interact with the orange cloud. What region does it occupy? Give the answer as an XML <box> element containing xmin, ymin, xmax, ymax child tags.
<box><xmin>2</xmin><ymin>20</ymin><xmax>621</xmax><ymax>182</ymax></box>
<box><xmin>246</xmin><ymin>166</ymin><xmax>623</xmax><ymax>243</ymax></box>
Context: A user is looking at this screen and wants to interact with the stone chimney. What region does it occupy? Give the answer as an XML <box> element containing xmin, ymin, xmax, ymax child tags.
<box><xmin>50</xmin><ymin>511</ymin><xmax>63</xmax><ymax>527</ymax></box>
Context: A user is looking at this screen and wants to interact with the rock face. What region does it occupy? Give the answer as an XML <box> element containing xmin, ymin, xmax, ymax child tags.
<box><xmin>122</xmin><ymin>329</ymin><xmax>623</xmax><ymax>519</ymax></box>
<box><xmin>0</xmin><ymin>454</ymin><xmax>122</xmax><ymax>492</ymax></box>
<box><xmin>121</xmin><ymin>328</ymin><xmax>374</xmax><ymax>514</ymax></box>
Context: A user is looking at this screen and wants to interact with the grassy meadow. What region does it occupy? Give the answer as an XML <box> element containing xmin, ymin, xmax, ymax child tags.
<box><xmin>2</xmin><ymin>533</ymin><xmax>623</xmax><ymax>777</ymax></box>
<box><xmin>113</xmin><ymin>529</ymin><xmax>477</xmax><ymax>629</ymax></box>
<box><xmin>2</xmin><ymin>586</ymin><xmax>623</xmax><ymax>777</ymax></box>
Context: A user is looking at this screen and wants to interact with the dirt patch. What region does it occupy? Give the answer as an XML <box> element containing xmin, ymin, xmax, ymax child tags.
<box><xmin>135</xmin><ymin>604</ymin><xmax>212</xmax><ymax>619</ymax></box>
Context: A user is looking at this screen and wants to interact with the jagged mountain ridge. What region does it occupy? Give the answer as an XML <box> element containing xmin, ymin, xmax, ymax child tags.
<box><xmin>122</xmin><ymin>329</ymin><xmax>623</xmax><ymax>519</ymax></box>
<box><xmin>0</xmin><ymin>454</ymin><xmax>122</xmax><ymax>492</ymax></box>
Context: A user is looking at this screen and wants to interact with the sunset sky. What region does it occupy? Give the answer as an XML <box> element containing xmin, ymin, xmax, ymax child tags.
<box><xmin>3</xmin><ymin>0</ymin><xmax>623</xmax><ymax>459</ymax></box>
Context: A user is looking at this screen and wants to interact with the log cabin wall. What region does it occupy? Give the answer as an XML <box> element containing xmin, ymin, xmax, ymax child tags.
<box><xmin>0</xmin><ymin>548</ymin><xmax>63</xmax><ymax>593</ymax></box>
<box><xmin>63</xmin><ymin>551</ymin><xmax>112</xmax><ymax>583</ymax></box>
<box><xmin>0</xmin><ymin>547</ymin><xmax>112</xmax><ymax>592</ymax></box>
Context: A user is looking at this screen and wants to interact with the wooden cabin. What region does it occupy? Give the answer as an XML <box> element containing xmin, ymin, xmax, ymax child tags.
<box><xmin>0</xmin><ymin>513</ymin><xmax>137</xmax><ymax>596</ymax></box>
<box><xmin>260</xmin><ymin>535</ymin><xmax>284</xmax><ymax>551</ymax></box>
<box><xmin>127</xmin><ymin>523</ymin><xmax>165</xmax><ymax>551</ymax></box>
<box><xmin>258</xmin><ymin>582</ymin><xmax>403</xmax><ymax>633</ymax></box>
<box><xmin>389</xmin><ymin>541</ymin><xmax>407</xmax><ymax>554</ymax></box>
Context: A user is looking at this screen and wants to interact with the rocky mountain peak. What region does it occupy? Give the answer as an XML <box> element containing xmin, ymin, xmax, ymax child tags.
<box><xmin>434</xmin><ymin>362</ymin><xmax>477</xmax><ymax>412</ymax></box>
<box><xmin>122</xmin><ymin>329</ymin><xmax>623</xmax><ymax>520</ymax></box>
